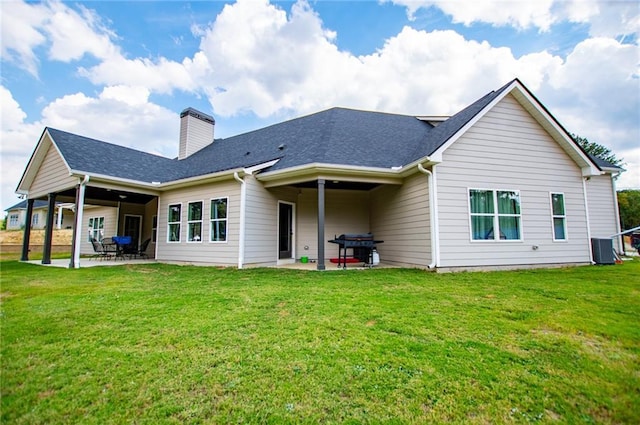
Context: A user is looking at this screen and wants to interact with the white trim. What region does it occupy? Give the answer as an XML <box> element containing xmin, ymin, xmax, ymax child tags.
<box><xmin>277</xmin><ymin>200</ymin><xmax>296</xmax><ymax>263</ymax></box>
<box><xmin>209</xmin><ymin>197</ymin><xmax>229</xmax><ymax>244</ymax></box>
<box><xmin>186</xmin><ymin>200</ymin><xmax>204</xmax><ymax>243</ymax></box>
<box><xmin>233</xmin><ymin>173</ymin><xmax>246</xmax><ymax>268</ymax></box>
<box><xmin>467</xmin><ymin>188</ymin><xmax>523</xmax><ymax>242</ymax></box>
<box><xmin>550</xmin><ymin>192</ymin><xmax>568</xmax><ymax>242</ymax></box>
<box><xmin>167</xmin><ymin>202</ymin><xmax>182</xmax><ymax>243</ymax></box>
<box><xmin>432</xmin><ymin>165</ymin><xmax>441</xmax><ymax>267</ymax></box>
<box><xmin>610</xmin><ymin>175</ymin><xmax>624</xmax><ymax>253</ymax></box>
<box><xmin>582</xmin><ymin>178</ymin><xmax>594</xmax><ymax>263</ymax></box>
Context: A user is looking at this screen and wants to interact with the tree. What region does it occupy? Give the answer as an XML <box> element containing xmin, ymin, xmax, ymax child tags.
<box><xmin>571</xmin><ymin>134</ymin><xmax>625</xmax><ymax>168</ymax></box>
<box><xmin>618</xmin><ymin>189</ymin><xmax>640</xmax><ymax>231</ymax></box>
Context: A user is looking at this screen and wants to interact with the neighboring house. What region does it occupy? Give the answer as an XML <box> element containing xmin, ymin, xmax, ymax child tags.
<box><xmin>16</xmin><ymin>79</ymin><xmax>623</xmax><ymax>270</ymax></box>
<box><xmin>4</xmin><ymin>200</ymin><xmax>74</xmax><ymax>230</ymax></box>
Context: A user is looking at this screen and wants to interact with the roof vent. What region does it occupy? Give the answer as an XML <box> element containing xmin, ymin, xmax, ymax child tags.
<box><xmin>178</xmin><ymin>108</ymin><xmax>215</xmax><ymax>160</ymax></box>
<box><xmin>278</xmin><ymin>143</ymin><xmax>286</xmax><ymax>150</ymax></box>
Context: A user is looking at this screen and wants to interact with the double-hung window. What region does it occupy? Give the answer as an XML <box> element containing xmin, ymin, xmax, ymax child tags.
<box><xmin>550</xmin><ymin>193</ymin><xmax>567</xmax><ymax>241</ymax></box>
<box><xmin>210</xmin><ymin>198</ymin><xmax>228</xmax><ymax>242</ymax></box>
<box><xmin>187</xmin><ymin>201</ymin><xmax>203</xmax><ymax>242</ymax></box>
<box><xmin>88</xmin><ymin>217</ymin><xmax>104</xmax><ymax>242</ymax></box>
<box><xmin>469</xmin><ymin>189</ymin><xmax>522</xmax><ymax>241</ymax></box>
<box><xmin>168</xmin><ymin>204</ymin><xmax>181</xmax><ymax>242</ymax></box>
<box><xmin>9</xmin><ymin>214</ymin><xmax>19</xmax><ymax>227</ymax></box>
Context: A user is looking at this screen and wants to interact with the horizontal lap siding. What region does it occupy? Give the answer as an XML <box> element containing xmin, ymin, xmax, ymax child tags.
<box><xmin>296</xmin><ymin>189</ymin><xmax>370</xmax><ymax>261</ymax></box>
<box><xmin>586</xmin><ymin>175</ymin><xmax>620</xmax><ymax>245</ymax></box>
<box><xmin>370</xmin><ymin>173</ymin><xmax>431</xmax><ymax>267</ymax></box>
<box><xmin>437</xmin><ymin>94</ymin><xmax>590</xmax><ymax>268</ymax></box>
<box><xmin>244</xmin><ymin>177</ymin><xmax>297</xmax><ymax>266</ymax></box>
<box><xmin>30</xmin><ymin>144</ymin><xmax>77</xmax><ymax>198</ymax></box>
<box><xmin>80</xmin><ymin>206</ymin><xmax>118</xmax><ymax>255</ymax></box>
<box><xmin>156</xmin><ymin>180</ymin><xmax>240</xmax><ymax>265</ymax></box>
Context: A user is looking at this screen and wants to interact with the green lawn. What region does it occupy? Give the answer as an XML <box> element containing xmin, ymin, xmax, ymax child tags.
<box><xmin>1</xmin><ymin>260</ymin><xmax>639</xmax><ymax>424</ymax></box>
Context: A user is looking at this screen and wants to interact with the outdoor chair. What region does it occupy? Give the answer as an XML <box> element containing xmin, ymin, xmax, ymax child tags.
<box><xmin>90</xmin><ymin>238</ymin><xmax>113</xmax><ymax>260</ymax></box>
<box><xmin>101</xmin><ymin>237</ymin><xmax>122</xmax><ymax>260</ymax></box>
<box><xmin>130</xmin><ymin>238</ymin><xmax>151</xmax><ymax>259</ymax></box>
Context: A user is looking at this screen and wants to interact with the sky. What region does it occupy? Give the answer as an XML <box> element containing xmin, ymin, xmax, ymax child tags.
<box><xmin>1</xmin><ymin>0</ymin><xmax>639</xmax><ymax>214</ymax></box>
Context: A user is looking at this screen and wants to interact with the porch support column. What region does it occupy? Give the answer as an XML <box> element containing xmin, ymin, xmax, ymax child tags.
<box><xmin>20</xmin><ymin>199</ymin><xmax>35</xmax><ymax>261</ymax></box>
<box><xmin>56</xmin><ymin>205</ymin><xmax>63</xmax><ymax>229</ymax></box>
<box><xmin>42</xmin><ymin>193</ymin><xmax>56</xmax><ymax>265</ymax></box>
<box><xmin>317</xmin><ymin>179</ymin><xmax>326</xmax><ymax>271</ymax></box>
<box><xmin>69</xmin><ymin>179</ymin><xmax>87</xmax><ymax>269</ymax></box>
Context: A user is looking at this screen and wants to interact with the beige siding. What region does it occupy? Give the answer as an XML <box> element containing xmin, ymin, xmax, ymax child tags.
<box><xmin>29</xmin><ymin>144</ymin><xmax>77</xmax><ymax>198</ymax></box>
<box><xmin>370</xmin><ymin>173</ymin><xmax>431</xmax><ymax>267</ymax></box>
<box><xmin>436</xmin><ymin>94</ymin><xmax>590</xmax><ymax>268</ymax></box>
<box><xmin>586</xmin><ymin>174</ymin><xmax>622</xmax><ymax>250</ymax></box>
<box><xmin>243</xmin><ymin>176</ymin><xmax>297</xmax><ymax>266</ymax></box>
<box><xmin>297</xmin><ymin>188</ymin><xmax>371</xmax><ymax>262</ymax></box>
<box><xmin>156</xmin><ymin>180</ymin><xmax>240</xmax><ymax>265</ymax></box>
<box><xmin>80</xmin><ymin>206</ymin><xmax>118</xmax><ymax>255</ymax></box>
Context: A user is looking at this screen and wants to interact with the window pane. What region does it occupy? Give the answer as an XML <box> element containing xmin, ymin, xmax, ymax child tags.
<box><xmin>471</xmin><ymin>216</ymin><xmax>494</xmax><ymax>240</ymax></box>
<box><xmin>497</xmin><ymin>191</ymin><xmax>520</xmax><ymax>214</ymax></box>
<box><xmin>499</xmin><ymin>216</ymin><xmax>521</xmax><ymax>240</ymax></box>
<box><xmin>211</xmin><ymin>198</ymin><xmax>227</xmax><ymax>219</ymax></box>
<box><xmin>553</xmin><ymin>218</ymin><xmax>566</xmax><ymax>240</ymax></box>
<box><xmin>188</xmin><ymin>202</ymin><xmax>202</xmax><ymax>221</ymax></box>
<box><xmin>169</xmin><ymin>205</ymin><xmax>181</xmax><ymax>222</ymax></box>
<box><xmin>211</xmin><ymin>221</ymin><xmax>227</xmax><ymax>242</ymax></box>
<box><xmin>552</xmin><ymin>194</ymin><xmax>565</xmax><ymax>216</ymax></box>
<box><xmin>470</xmin><ymin>190</ymin><xmax>494</xmax><ymax>214</ymax></box>
<box><xmin>168</xmin><ymin>223</ymin><xmax>180</xmax><ymax>242</ymax></box>
<box><xmin>188</xmin><ymin>222</ymin><xmax>202</xmax><ymax>241</ymax></box>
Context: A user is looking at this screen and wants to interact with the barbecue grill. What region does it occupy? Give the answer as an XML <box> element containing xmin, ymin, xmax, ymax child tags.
<box><xmin>328</xmin><ymin>233</ymin><xmax>384</xmax><ymax>268</ymax></box>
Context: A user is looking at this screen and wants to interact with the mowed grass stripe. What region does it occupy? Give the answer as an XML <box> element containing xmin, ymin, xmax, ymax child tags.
<box><xmin>1</xmin><ymin>261</ymin><xmax>639</xmax><ymax>424</ymax></box>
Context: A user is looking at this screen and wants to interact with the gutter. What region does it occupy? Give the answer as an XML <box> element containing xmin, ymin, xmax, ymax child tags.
<box><xmin>582</xmin><ymin>177</ymin><xmax>595</xmax><ymax>264</ymax></box>
<box><xmin>233</xmin><ymin>172</ymin><xmax>246</xmax><ymax>269</ymax></box>
<box><xmin>417</xmin><ymin>163</ymin><xmax>440</xmax><ymax>269</ymax></box>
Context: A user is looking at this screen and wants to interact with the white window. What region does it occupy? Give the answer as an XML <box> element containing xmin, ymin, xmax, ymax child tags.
<box><xmin>469</xmin><ymin>189</ymin><xmax>522</xmax><ymax>241</ymax></box>
<box><xmin>88</xmin><ymin>217</ymin><xmax>105</xmax><ymax>242</ymax></box>
<box><xmin>210</xmin><ymin>198</ymin><xmax>228</xmax><ymax>242</ymax></box>
<box><xmin>167</xmin><ymin>204</ymin><xmax>181</xmax><ymax>242</ymax></box>
<box><xmin>187</xmin><ymin>201</ymin><xmax>203</xmax><ymax>242</ymax></box>
<box><xmin>151</xmin><ymin>215</ymin><xmax>157</xmax><ymax>243</ymax></box>
<box><xmin>9</xmin><ymin>214</ymin><xmax>19</xmax><ymax>227</ymax></box>
<box><xmin>32</xmin><ymin>213</ymin><xmax>39</xmax><ymax>226</ymax></box>
<box><xmin>550</xmin><ymin>193</ymin><xmax>567</xmax><ymax>241</ymax></box>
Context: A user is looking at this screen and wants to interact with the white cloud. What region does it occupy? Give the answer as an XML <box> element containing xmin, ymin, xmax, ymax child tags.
<box><xmin>0</xmin><ymin>1</ymin><xmax>49</xmax><ymax>76</ymax></box>
<box><xmin>0</xmin><ymin>85</ymin><xmax>180</xmax><ymax>212</ymax></box>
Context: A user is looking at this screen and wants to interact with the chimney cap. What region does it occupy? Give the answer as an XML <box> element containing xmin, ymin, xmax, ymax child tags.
<box><xmin>180</xmin><ymin>107</ymin><xmax>215</xmax><ymax>124</ymax></box>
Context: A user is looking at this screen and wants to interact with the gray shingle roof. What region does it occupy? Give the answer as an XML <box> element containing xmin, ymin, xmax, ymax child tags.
<box><xmin>5</xmin><ymin>199</ymin><xmax>56</xmax><ymax>211</ymax></box>
<box><xmin>45</xmin><ymin>79</ymin><xmax>599</xmax><ymax>185</ymax></box>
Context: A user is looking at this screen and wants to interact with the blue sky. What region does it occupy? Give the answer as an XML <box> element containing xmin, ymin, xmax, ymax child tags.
<box><xmin>1</xmin><ymin>0</ymin><xmax>639</xmax><ymax>213</ymax></box>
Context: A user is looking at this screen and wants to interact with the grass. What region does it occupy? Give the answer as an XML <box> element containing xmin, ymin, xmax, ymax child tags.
<box><xmin>1</xmin><ymin>259</ymin><xmax>639</xmax><ymax>424</ymax></box>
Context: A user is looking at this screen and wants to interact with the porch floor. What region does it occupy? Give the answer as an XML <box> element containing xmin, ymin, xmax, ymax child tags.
<box><xmin>24</xmin><ymin>258</ymin><xmax>396</xmax><ymax>270</ymax></box>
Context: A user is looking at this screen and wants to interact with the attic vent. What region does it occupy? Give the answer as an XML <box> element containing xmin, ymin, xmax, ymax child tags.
<box><xmin>416</xmin><ymin>115</ymin><xmax>450</xmax><ymax>127</ymax></box>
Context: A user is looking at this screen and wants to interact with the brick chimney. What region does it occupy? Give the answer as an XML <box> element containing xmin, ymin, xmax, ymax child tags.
<box><xmin>178</xmin><ymin>107</ymin><xmax>215</xmax><ymax>160</ymax></box>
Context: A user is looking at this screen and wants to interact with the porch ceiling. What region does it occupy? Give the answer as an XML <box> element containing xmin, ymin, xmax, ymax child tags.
<box><xmin>293</xmin><ymin>180</ymin><xmax>380</xmax><ymax>191</ymax></box>
<box><xmin>53</xmin><ymin>185</ymin><xmax>156</xmax><ymax>205</ymax></box>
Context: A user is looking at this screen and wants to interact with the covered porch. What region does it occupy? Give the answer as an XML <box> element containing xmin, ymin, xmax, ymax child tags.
<box><xmin>20</xmin><ymin>182</ymin><xmax>159</xmax><ymax>269</ymax></box>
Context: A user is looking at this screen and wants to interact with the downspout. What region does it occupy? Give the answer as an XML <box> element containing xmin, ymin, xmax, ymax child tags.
<box><xmin>582</xmin><ymin>177</ymin><xmax>595</xmax><ymax>264</ymax></box>
<box><xmin>71</xmin><ymin>175</ymin><xmax>89</xmax><ymax>268</ymax></box>
<box><xmin>233</xmin><ymin>172</ymin><xmax>246</xmax><ymax>269</ymax></box>
<box><xmin>418</xmin><ymin>163</ymin><xmax>439</xmax><ymax>269</ymax></box>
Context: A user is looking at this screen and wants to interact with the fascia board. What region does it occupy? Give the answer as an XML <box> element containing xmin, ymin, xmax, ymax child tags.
<box><xmin>509</xmin><ymin>86</ymin><xmax>601</xmax><ymax>176</ymax></box>
<box><xmin>430</xmin><ymin>80</ymin><xmax>519</xmax><ymax>160</ymax></box>
<box><xmin>17</xmin><ymin>129</ymin><xmax>74</xmax><ymax>194</ymax></box>
<box><xmin>257</xmin><ymin>163</ymin><xmax>404</xmax><ymax>186</ymax></box>
<box><xmin>154</xmin><ymin>168</ymin><xmax>246</xmax><ymax>190</ymax></box>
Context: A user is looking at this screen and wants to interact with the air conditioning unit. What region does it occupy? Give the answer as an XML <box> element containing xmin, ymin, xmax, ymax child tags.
<box><xmin>591</xmin><ymin>238</ymin><xmax>615</xmax><ymax>265</ymax></box>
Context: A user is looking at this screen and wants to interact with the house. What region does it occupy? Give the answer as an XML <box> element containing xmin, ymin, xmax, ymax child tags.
<box><xmin>4</xmin><ymin>200</ymin><xmax>74</xmax><ymax>230</ymax></box>
<box><xmin>15</xmin><ymin>79</ymin><xmax>623</xmax><ymax>270</ymax></box>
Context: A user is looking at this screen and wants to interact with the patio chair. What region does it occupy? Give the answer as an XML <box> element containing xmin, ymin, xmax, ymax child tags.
<box><xmin>131</xmin><ymin>238</ymin><xmax>151</xmax><ymax>259</ymax></box>
<box><xmin>101</xmin><ymin>237</ymin><xmax>121</xmax><ymax>260</ymax></box>
<box><xmin>90</xmin><ymin>238</ymin><xmax>112</xmax><ymax>261</ymax></box>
